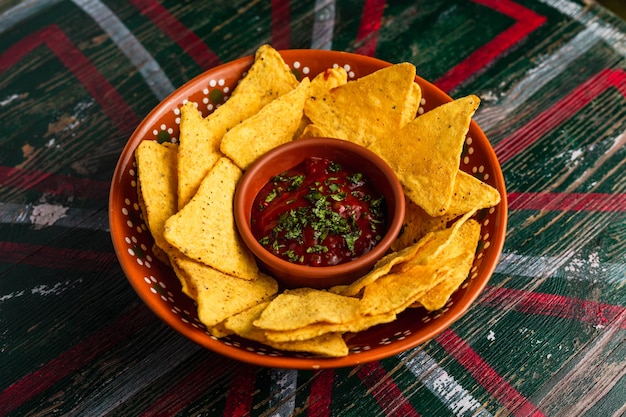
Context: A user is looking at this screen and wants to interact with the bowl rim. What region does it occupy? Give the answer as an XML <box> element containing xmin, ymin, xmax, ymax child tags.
<box><xmin>109</xmin><ymin>48</ymin><xmax>508</xmax><ymax>369</ymax></box>
<box><xmin>233</xmin><ymin>136</ymin><xmax>406</xmax><ymax>286</ymax></box>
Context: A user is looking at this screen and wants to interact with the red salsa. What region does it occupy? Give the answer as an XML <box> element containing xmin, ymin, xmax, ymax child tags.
<box><xmin>251</xmin><ymin>157</ymin><xmax>386</xmax><ymax>267</ymax></box>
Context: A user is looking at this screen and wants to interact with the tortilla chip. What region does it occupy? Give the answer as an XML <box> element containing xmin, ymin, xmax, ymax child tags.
<box><xmin>135</xmin><ymin>140</ymin><xmax>178</xmax><ymax>250</ymax></box>
<box><xmin>397</xmin><ymin>209</ymin><xmax>478</xmax><ymax>270</ymax></box>
<box><xmin>359</xmin><ymin>261</ymin><xmax>453</xmax><ymax>316</ymax></box>
<box><xmin>253</xmin><ymin>288</ymin><xmax>362</xmax><ymax>331</ymax></box>
<box><xmin>369</xmin><ymin>95</ymin><xmax>480</xmax><ymax>217</ymax></box>
<box><xmin>391</xmin><ymin>197</ymin><xmax>450</xmax><ymax>252</ymax></box>
<box><xmin>220</xmin><ymin>78</ymin><xmax>311</xmax><ymax>169</ymax></box>
<box><xmin>417</xmin><ymin>219</ymin><xmax>481</xmax><ymax>311</ymax></box>
<box><xmin>334</xmin><ymin>234</ymin><xmax>437</xmax><ymax>297</ymax></box>
<box><xmin>164</xmin><ymin>157</ymin><xmax>258</xmax><ymax>279</ymax></box>
<box><xmin>264</xmin><ymin>311</ymin><xmax>396</xmax><ymax>343</ymax></box>
<box><xmin>176</xmin><ymin>102</ymin><xmax>222</xmax><ymax>210</ymax></box>
<box><xmin>298</xmin><ymin>124</ymin><xmax>329</xmax><ymax>139</ymax></box>
<box><xmin>174</xmin><ymin>256</ymin><xmax>278</xmax><ymax>327</ymax></box>
<box><xmin>444</xmin><ymin>170</ymin><xmax>501</xmax><ymax>216</ymax></box>
<box><xmin>309</xmin><ymin>67</ymin><xmax>348</xmax><ymax>96</ymax></box>
<box><xmin>225</xmin><ymin>301</ymin><xmax>349</xmax><ymax>357</ymax></box>
<box><xmin>304</xmin><ymin>63</ymin><xmax>420</xmax><ymax>147</ymax></box>
<box><xmin>177</xmin><ymin>44</ymin><xmax>298</xmax><ymax>209</ymax></box>
<box><xmin>168</xmin><ymin>249</ymin><xmax>199</xmax><ymax>299</ymax></box>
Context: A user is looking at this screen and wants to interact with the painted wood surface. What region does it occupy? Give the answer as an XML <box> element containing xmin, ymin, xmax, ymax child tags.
<box><xmin>1</xmin><ymin>0</ymin><xmax>624</xmax><ymax>416</ymax></box>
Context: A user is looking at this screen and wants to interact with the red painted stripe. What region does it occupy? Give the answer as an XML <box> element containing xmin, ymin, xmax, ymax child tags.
<box><xmin>130</xmin><ymin>0</ymin><xmax>221</xmax><ymax>70</ymax></box>
<box><xmin>0</xmin><ymin>242</ymin><xmax>117</xmax><ymax>271</ymax></box>
<box><xmin>224</xmin><ymin>365</ymin><xmax>257</xmax><ymax>417</ymax></box>
<box><xmin>495</xmin><ymin>68</ymin><xmax>626</xmax><ymax>164</ymax></box>
<box><xmin>271</xmin><ymin>0</ymin><xmax>292</xmax><ymax>50</ymax></box>
<box><xmin>0</xmin><ymin>304</ymin><xmax>153</xmax><ymax>416</ymax></box>
<box><xmin>307</xmin><ymin>370</ymin><xmax>335</xmax><ymax>417</ymax></box>
<box><xmin>508</xmin><ymin>192</ymin><xmax>626</xmax><ymax>213</ymax></box>
<box><xmin>436</xmin><ymin>329</ymin><xmax>547</xmax><ymax>417</ymax></box>
<box><xmin>356</xmin><ymin>361</ymin><xmax>420</xmax><ymax>417</ymax></box>
<box><xmin>435</xmin><ymin>0</ymin><xmax>546</xmax><ymax>92</ymax></box>
<box><xmin>479</xmin><ymin>286</ymin><xmax>626</xmax><ymax>330</ymax></box>
<box><xmin>140</xmin><ymin>355</ymin><xmax>234</xmax><ymax>417</ymax></box>
<box><xmin>0</xmin><ymin>165</ymin><xmax>110</xmax><ymax>201</ymax></box>
<box><xmin>0</xmin><ymin>24</ymin><xmax>140</xmax><ymax>133</ymax></box>
<box><xmin>355</xmin><ymin>0</ymin><xmax>386</xmax><ymax>57</ymax></box>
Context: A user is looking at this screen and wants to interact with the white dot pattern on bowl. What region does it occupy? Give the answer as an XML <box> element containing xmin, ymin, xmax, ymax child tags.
<box><xmin>118</xmin><ymin>59</ymin><xmax>497</xmax><ymax>359</ymax></box>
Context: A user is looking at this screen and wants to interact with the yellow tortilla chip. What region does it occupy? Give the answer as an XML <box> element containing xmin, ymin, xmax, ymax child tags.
<box><xmin>359</xmin><ymin>261</ymin><xmax>453</xmax><ymax>316</ymax></box>
<box><xmin>304</xmin><ymin>63</ymin><xmax>420</xmax><ymax>147</ymax></box>
<box><xmin>444</xmin><ymin>170</ymin><xmax>501</xmax><ymax>216</ymax></box>
<box><xmin>135</xmin><ymin>140</ymin><xmax>178</xmax><ymax>250</ymax></box>
<box><xmin>176</xmin><ymin>102</ymin><xmax>222</xmax><ymax>210</ymax></box>
<box><xmin>225</xmin><ymin>301</ymin><xmax>349</xmax><ymax>357</ymax></box>
<box><xmin>369</xmin><ymin>95</ymin><xmax>480</xmax><ymax>217</ymax></box>
<box><xmin>168</xmin><ymin>249</ymin><xmax>199</xmax><ymax>299</ymax></box>
<box><xmin>177</xmin><ymin>44</ymin><xmax>299</xmax><ymax>209</ymax></box>
<box><xmin>391</xmin><ymin>197</ymin><xmax>450</xmax><ymax>252</ymax></box>
<box><xmin>392</xmin><ymin>170</ymin><xmax>499</xmax><ymax>251</ymax></box>
<box><xmin>174</xmin><ymin>256</ymin><xmax>277</xmax><ymax>327</ymax></box>
<box><xmin>334</xmin><ymin>233</ymin><xmax>437</xmax><ymax>297</ymax></box>
<box><xmin>220</xmin><ymin>78</ymin><xmax>311</xmax><ymax>169</ymax></box>
<box><xmin>417</xmin><ymin>219</ymin><xmax>481</xmax><ymax>311</ymax></box>
<box><xmin>253</xmin><ymin>288</ymin><xmax>362</xmax><ymax>331</ymax></box>
<box><xmin>264</xmin><ymin>311</ymin><xmax>396</xmax><ymax>343</ymax></box>
<box><xmin>397</xmin><ymin>208</ymin><xmax>478</xmax><ymax>270</ymax></box>
<box><xmin>309</xmin><ymin>66</ymin><xmax>348</xmax><ymax>96</ymax></box>
<box><xmin>164</xmin><ymin>157</ymin><xmax>258</xmax><ymax>279</ymax></box>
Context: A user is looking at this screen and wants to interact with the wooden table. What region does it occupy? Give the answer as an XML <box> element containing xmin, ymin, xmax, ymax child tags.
<box><xmin>1</xmin><ymin>1</ymin><xmax>624</xmax><ymax>416</ymax></box>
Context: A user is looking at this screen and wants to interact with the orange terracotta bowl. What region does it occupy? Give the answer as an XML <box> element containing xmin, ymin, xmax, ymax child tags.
<box><xmin>109</xmin><ymin>49</ymin><xmax>508</xmax><ymax>369</ymax></box>
<box><xmin>234</xmin><ymin>137</ymin><xmax>405</xmax><ymax>289</ymax></box>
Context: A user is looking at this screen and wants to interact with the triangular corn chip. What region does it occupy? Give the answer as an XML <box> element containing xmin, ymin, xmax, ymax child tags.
<box><xmin>177</xmin><ymin>102</ymin><xmax>222</xmax><ymax>209</ymax></box>
<box><xmin>253</xmin><ymin>288</ymin><xmax>363</xmax><ymax>331</ymax></box>
<box><xmin>173</xmin><ymin>256</ymin><xmax>277</xmax><ymax>327</ymax></box>
<box><xmin>135</xmin><ymin>141</ymin><xmax>178</xmax><ymax>250</ymax></box>
<box><xmin>225</xmin><ymin>302</ymin><xmax>349</xmax><ymax>357</ymax></box>
<box><xmin>304</xmin><ymin>63</ymin><xmax>420</xmax><ymax>147</ymax></box>
<box><xmin>220</xmin><ymin>78</ymin><xmax>311</xmax><ymax>169</ymax></box>
<box><xmin>177</xmin><ymin>44</ymin><xmax>298</xmax><ymax>208</ymax></box>
<box><xmin>444</xmin><ymin>170</ymin><xmax>501</xmax><ymax>216</ymax></box>
<box><xmin>417</xmin><ymin>219</ymin><xmax>481</xmax><ymax>311</ymax></box>
<box><xmin>164</xmin><ymin>157</ymin><xmax>258</xmax><ymax>279</ymax></box>
<box><xmin>369</xmin><ymin>95</ymin><xmax>480</xmax><ymax>217</ymax></box>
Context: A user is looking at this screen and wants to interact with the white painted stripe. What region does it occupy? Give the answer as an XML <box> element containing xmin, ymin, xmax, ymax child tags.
<box><xmin>476</xmin><ymin>0</ymin><xmax>625</xmax><ymax>129</ymax></box>
<box><xmin>0</xmin><ymin>0</ymin><xmax>63</xmax><ymax>34</ymax></box>
<box><xmin>67</xmin><ymin>338</ymin><xmax>200</xmax><ymax>416</ymax></box>
<box><xmin>0</xmin><ymin>202</ymin><xmax>109</xmax><ymax>231</ymax></box>
<box><xmin>475</xmin><ymin>25</ymin><xmax>598</xmax><ymax>128</ymax></box>
<box><xmin>400</xmin><ymin>349</ymin><xmax>494</xmax><ymax>417</ymax></box>
<box><xmin>268</xmin><ymin>369</ymin><xmax>298</xmax><ymax>417</ymax></box>
<box><xmin>311</xmin><ymin>0</ymin><xmax>336</xmax><ymax>50</ymax></box>
<box><xmin>495</xmin><ymin>252</ymin><xmax>626</xmax><ymax>285</ymax></box>
<box><xmin>71</xmin><ymin>0</ymin><xmax>175</xmax><ymax>100</ymax></box>
<box><xmin>538</xmin><ymin>0</ymin><xmax>626</xmax><ymax>57</ymax></box>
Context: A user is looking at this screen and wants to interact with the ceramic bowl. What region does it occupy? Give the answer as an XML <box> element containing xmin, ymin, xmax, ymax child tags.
<box><xmin>234</xmin><ymin>137</ymin><xmax>405</xmax><ymax>289</ymax></box>
<box><xmin>109</xmin><ymin>49</ymin><xmax>508</xmax><ymax>369</ymax></box>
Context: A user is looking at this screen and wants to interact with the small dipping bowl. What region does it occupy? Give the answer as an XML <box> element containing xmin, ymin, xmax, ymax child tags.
<box><xmin>234</xmin><ymin>137</ymin><xmax>405</xmax><ymax>289</ymax></box>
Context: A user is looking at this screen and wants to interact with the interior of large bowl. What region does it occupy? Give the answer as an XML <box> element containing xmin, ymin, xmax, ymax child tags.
<box><xmin>109</xmin><ymin>49</ymin><xmax>508</xmax><ymax>369</ymax></box>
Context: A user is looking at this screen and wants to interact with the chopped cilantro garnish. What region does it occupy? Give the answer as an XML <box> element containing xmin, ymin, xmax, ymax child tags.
<box><xmin>264</xmin><ymin>188</ymin><xmax>278</xmax><ymax>203</ymax></box>
<box><xmin>330</xmin><ymin>192</ymin><xmax>346</xmax><ymax>201</ymax></box>
<box><xmin>328</xmin><ymin>161</ymin><xmax>342</xmax><ymax>172</ymax></box>
<box><xmin>347</xmin><ymin>172</ymin><xmax>363</xmax><ymax>185</ymax></box>
<box><xmin>306</xmin><ymin>245</ymin><xmax>328</xmax><ymax>254</ymax></box>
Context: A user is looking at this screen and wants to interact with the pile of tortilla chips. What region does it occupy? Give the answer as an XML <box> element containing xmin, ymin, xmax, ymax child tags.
<box><xmin>134</xmin><ymin>44</ymin><xmax>501</xmax><ymax>357</ymax></box>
